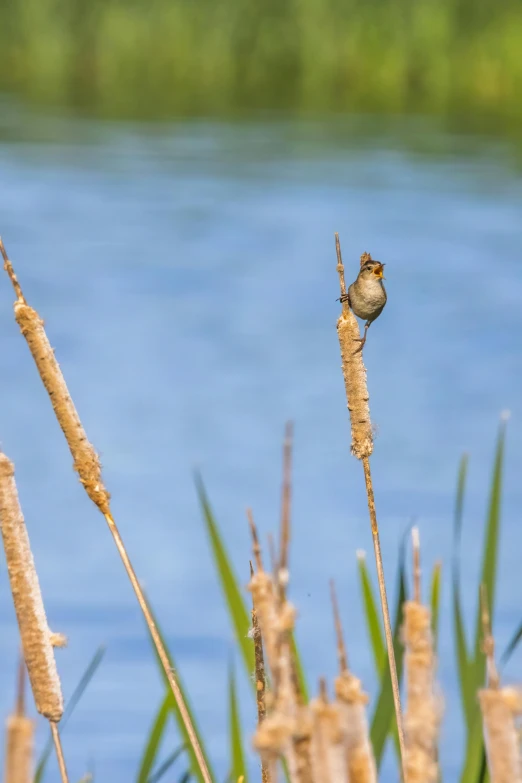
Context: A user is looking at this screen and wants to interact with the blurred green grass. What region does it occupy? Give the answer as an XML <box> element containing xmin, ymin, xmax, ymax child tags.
<box><xmin>1</xmin><ymin>0</ymin><xmax>522</xmax><ymax>123</ymax></box>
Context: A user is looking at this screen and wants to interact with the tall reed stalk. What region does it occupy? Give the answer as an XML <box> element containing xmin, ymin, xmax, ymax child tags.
<box><xmin>403</xmin><ymin>528</ymin><xmax>442</xmax><ymax>782</ymax></box>
<box><xmin>3</xmin><ymin>658</ymin><xmax>34</xmax><ymax>783</ymax></box>
<box><xmin>0</xmin><ymin>450</ymin><xmax>69</xmax><ymax>782</ymax></box>
<box><xmin>479</xmin><ymin>586</ymin><xmax>522</xmax><ymax>782</ymax></box>
<box><xmin>334</xmin><ymin>233</ymin><xmax>406</xmax><ymax>777</ymax></box>
<box><xmin>0</xmin><ymin>238</ymin><xmax>212</xmax><ymax>783</ymax></box>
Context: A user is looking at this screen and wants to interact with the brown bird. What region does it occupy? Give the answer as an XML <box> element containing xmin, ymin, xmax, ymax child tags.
<box><xmin>338</xmin><ymin>255</ymin><xmax>387</xmax><ymax>352</ymax></box>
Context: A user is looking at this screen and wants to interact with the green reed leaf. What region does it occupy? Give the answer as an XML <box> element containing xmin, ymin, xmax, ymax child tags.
<box><xmin>430</xmin><ymin>561</ymin><xmax>442</xmax><ymax>653</ymax></box>
<box><xmin>452</xmin><ymin>453</ymin><xmax>473</xmax><ymax>729</ymax></box>
<box><xmin>228</xmin><ymin>661</ymin><xmax>249</xmax><ymax>783</ymax></box>
<box><xmin>143</xmin><ymin>594</ymin><xmax>216</xmax><ymax>783</ymax></box>
<box><xmin>34</xmin><ymin>646</ymin><xmax>105</xmax><ymax>783</ymax></box>
<box><xmin>137</xmin><ymin>692</ymin><xmax>171</xmax><ymax>783</ymax></box>
<box><xmin>357</xmin><ymin>550</ymin><xmax>386</xmax><ymax>675</ymax></box>
<box><xmin>148</xmin><ymin>745</ymin><xmax>186</xmax><ymax>783</ymax></box>
<box><xmin>196</xmin><ymin>475</ymin><xmax>255</xmax><ymax>676</ymax></box>
<box><xmin>370</xmin><ymin>533</ymin><xmax>407</xmax><ymax>767</ymax></box>
<box><xmin>472</xmin><ymin>422</ymin><xmax>506</xmax><ymax>681</ymax></box>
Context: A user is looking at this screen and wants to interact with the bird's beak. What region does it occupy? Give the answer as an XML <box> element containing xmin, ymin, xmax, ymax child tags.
<box><xmin>375</xmin><ymin>264</ymin><xmax>385</xmax><ymax>279</ymax></box>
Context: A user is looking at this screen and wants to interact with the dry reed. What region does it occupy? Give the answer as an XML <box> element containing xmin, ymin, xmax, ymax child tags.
<box><xmin>310</xmin><ymin>679</ymin><xmax>346</xmax><ymax>782</ymax></box>
<box><xmin>334</xmin><ymin>233</ymin><xmax>406</xmax><ymax>775</ymax></box>
<box><xmin>403</xmin><ymin>528</ymin><xmax>442</xmax><ymax>783</ymax></box>
<box><xmin>0</xmin><ymin>451</ymin><xmax>63</xmax><ymax>722</ymax></box>
<box><xmin>248</xmin><ymin>546</ymin><xmax>270</xmax><ymax>783</ymax></box>
<box><xmin>331</xmin><ymin>581</ymin><xmax>377</xmax><ymax>783</ymax></box>
<box><xmin>0</xmin><ymin>237</ymin><xmax>211</xmax><ymax>783</ymax></box>
<box><xmin>479</xmin><ymin>586</ymin><xmax>522</xmax><ymax>783</ymax></box>
<box><xmin>3</xmin><ymin>657</ymin><xmax>34</xmax><ymax>783</ymax></box>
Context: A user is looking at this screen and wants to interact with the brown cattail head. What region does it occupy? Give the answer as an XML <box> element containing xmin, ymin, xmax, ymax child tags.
<box><xmin>360</xmin><ymin>252</ymin><xmax>373</xmax><ymax>267</ymax></box>
<box><xmin>479</xmin><ymin>687</ymin><xmax>522</xmax><ymax>783</ymax></box>
<box><xmin>335</xmin><ymin>236</ymin><xmax>373</xmax><ymax>459</ymax></box>
<box><xmin>0</xmin><ymin>452</ymin><xmax>64</xmax><ymax>722</ymax></box>
<box><xmin>4</xmin><ymin>714</ymin><xmax>34</xmax><ymax>783</ymax></box>
<box><xmin>335</xmin><ymin>672</ymin><xmax>377</xmax><ymax>783</ymax></box>
<box><xmin>402</xmin><ymin>600</ymin><xmax>443</xmax><ymax>783</ymax></box>
<box><xmin>13</xmin><ymin>302</ymin><xmax>111</xmax><ymax>514</ymax></box>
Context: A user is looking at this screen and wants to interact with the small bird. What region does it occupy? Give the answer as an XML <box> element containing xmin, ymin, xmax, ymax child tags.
<box><xmin>338</xmin><ymin>255</ymin><xmax>387</xmax><ymax>352</ymax></box>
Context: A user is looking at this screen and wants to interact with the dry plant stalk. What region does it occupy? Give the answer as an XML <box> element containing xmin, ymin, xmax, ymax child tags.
<box><xmin>479</xmin><ymin>586</ymin><xmax>522</xmax><ymax>783</ymax></box>
<box><xmin>248</xmin><ymin>441</ymin><xmax>313</xmax><ymax>783</ymax></box>
<box><xmin>4</xmin><ymin>658</ymin><xmax>34</xmax><ymax>783</ymax></box>
<box><xmin>403</xmin><ymin>528</ymin><xmax>442</xmax><ymax>783</ymax></box>
<box><xmin>0</xmin><ymin>452</ymin><xmax>64</xmax><ymax>723</ymax></box>
<box><xmin>310</xmin><ymin>679</ymin><xmax>346</xmax><ymax>782</ymax></box>
<box><xmin>331</xmin><ymin>581</ymin><xmax>377</xmax><ymax>783</ymax></box>
<box><xmin>50</xmin><ymin>722</ymin><xmax>69</xmax><ymax>783</ymax></box>
<box><xmin>334</xmin><ymin>233</ymin><xmax>406</xmax><ymax>773</ymax></box>
<box><xmin>0</xmin><ymin>238</ymin><xmax>211</xmax><ymax>783</ymax></box>
<box><xmin>248</xmin><ymin>551</ymin><xmax>270</xmax><ymax>783</ymax></box>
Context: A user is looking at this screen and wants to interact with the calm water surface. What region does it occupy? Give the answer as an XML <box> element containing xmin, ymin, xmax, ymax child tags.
<box><xmin>0</xmin><ymin>102</ymin><xmax>521</xmax><ymax>781</ymax></box>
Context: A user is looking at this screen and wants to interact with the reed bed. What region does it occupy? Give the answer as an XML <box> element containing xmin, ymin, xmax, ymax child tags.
<box><xmin>1</xmin><ymin>0</ymin><xmax>522</xmax><ymax>124</ymax></box>
<box><xmin>1</xmin><ymin>233</ymin><xmax>520</xmax><ymax>783</ymax></box>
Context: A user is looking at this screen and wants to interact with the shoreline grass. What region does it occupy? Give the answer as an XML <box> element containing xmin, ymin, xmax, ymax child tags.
<box><xmin>0</xmin><ymin>0</ymin><xmax>522</xmax><ymax>125</ymax></box>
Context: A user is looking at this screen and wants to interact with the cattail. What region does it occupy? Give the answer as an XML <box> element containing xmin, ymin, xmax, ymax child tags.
<box><xmin>330</xmin><ymin>581</ymin><xmax>377</xmax><ymax>783</ymax></box>
<box><xmin>0</xmin><ymin>238</ymin><xmax>212</xmax><ymax>783</ymax></box>
<box><xmin>334</xmin><ymin>233</ymin><xmax>405</xmax><ymax>773</ymax></box>
<box><xmin>13</xmin><ymin>301</ymin><xmax>111</xmax><ymax>515</ymax></box>
<box><xmin>0</xmin><ymin>452</ymin><xmax>63</xmax><ymax>722</ymax></box>
<box><xmin>4</xmin><ymin>658</ymin><xmax>34</xmax><ymax>783</ymax></box>
<box><xmin>335</xmin><ymin>251</ymin><xmax>373</xmax><ymax>460</ymax></box>
<box><xmin>479</xmin><ymin>688</ymin><xmax>522</xmax><ymax>783</ymax></box>
<box><xmin>249</xmin><ymin>555</ymin><xmax>271</xmax><ymax>783</ymax></box>
<box><xmin>403</xmin><ymin>528</ymin><xmax>443</xmax><ymax>783</ymax></box>
<box><xmin>310</xmin><ymin>679</ymin><xmax>346</xmax><ymax>782</ymax></box>
<box><xmin>479</xmin><ymin>585</ymin><xmax>522</xmax><ymax>782</ymax></box>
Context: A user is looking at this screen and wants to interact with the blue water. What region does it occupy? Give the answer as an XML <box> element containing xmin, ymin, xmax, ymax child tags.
<box><xmin>0</xmin><ymin>102</ymin><xmax>522</xmax><ymax>781</ymax></box>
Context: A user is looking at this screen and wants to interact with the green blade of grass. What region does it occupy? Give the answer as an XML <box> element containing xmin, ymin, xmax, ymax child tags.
<box><xmin>370</xmin><ymin>533</ymin><xmax>408</xmax><ymax>767</ymax></box>
<box><xmin>471</xmin><ymin>422</ymin><xmax>506</xmax><ymax>680</ymax></box>
<box><xmin>136</xmin><ymin>692</ymin><xmax>172</xmax><ymax>783</ymax></box>
<box><xmin>34</xmin><ymin>646</ymin><xmax>105</xmax><ymax>783</ymax></box>
<box><xmin>196</xmin><ymin>475</ymin><xmax>255</xmax><ymax>676</ymax></box>
<box><xmin>462</xmin><ymin>615</ymin><xmax>522</xmax><ymax>783</ymax></box>
<box><xmin>430</xmin><ymin>561</ymin><xmax>442</xmax><ymax>654</ymax></box>
<box><xmin>149</xmin><ymin>745</ymin><xmax>187</xmax><ymax>783</ymax></box>
<box><xmin>228</xmin><ymin>661</ymin><xmax>249</xmax><ymax>783</ymax></box>
<box><xmin>357</xmin><ymin>550</ymin><xmax>386</xmax><ymax>675</ymax></box>
<box><xmin>197</xmin><ymin>476</ymin><xmax>308</xmax><ymax>704</ymax></box>
<box><xmin>142</xmin><ymin>594</ymin><xmax>216</xmax><ymax>783</ymax></box>
<box><xmin>452</xmin><ymin>453</ymin><xmax>473</xmax><ymax>729</ymax></box>
<box><xmin>289</xmin><ymin>634</ymin><xmax>309</xmax><ymax>703</ymax></box>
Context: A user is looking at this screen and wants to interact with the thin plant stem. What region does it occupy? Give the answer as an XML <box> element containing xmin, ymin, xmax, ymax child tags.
<box><xmin>104</xmin><ymin>510</ymin><xmax>212</xmax><ymax>782</ymax></box>
<box><xmin>249</xmin><ymin>561</ymin><xmax>270</xmax><ymax>783</ymax></box>
<box><xmin>50</xmin><ymin>722</ymin><xmax>69</xmax><ymax>783</ymax></box>
<box><xmin>362</xmin><ymin>455</ymin><xmax>406</xmax><ymax>772</ymax></box>
<box><xmin>334</xmin><ymin>232</ymin><xmax>406</xmax><ymax>779</ymax></box>
<box><xmin>0</xmin><ymin>238</ymin><xmax>212</xmax><ymax>783</ymax></box>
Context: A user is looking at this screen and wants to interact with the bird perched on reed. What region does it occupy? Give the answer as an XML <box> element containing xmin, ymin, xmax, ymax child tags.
<box><xmin>338</xmin><ymin>253</ymin><xmax>387</xmax><ymax>351</ymax></box>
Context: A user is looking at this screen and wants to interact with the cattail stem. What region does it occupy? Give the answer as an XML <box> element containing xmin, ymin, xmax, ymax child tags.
<box><xmin>4</xmin><ymin>660</ymin><xmax>33</xmax><ymax>783</ymax></box>
<box><xmin>334</xmin><ymin>233</ymin><xmax>406</xmax><ymax>779</ymax></box>
<box><xmin>403</xmin><ymin>529</ymin><xmax>442</xmax><ymax>783</ymax></box>
<box><xmin>479</xmin><ymin>585</ymin><xmax>522</xmax><ymax>782</ymax></box>
<box><xmin>362</xmin><ymin>456</ymin><xmax>406</xmax><ymax>771</ymax></box>
<box><xmin>0</xmin><ymin>452</ymin><xmax>64</xmax><ymax>722</ymax></box>
<box><xmin>250</xmin><ymin>560</ymin><xmax>270</xmax><ymax>783</ymax></box>
<box><xmin>0</xmin><ymin>238</ymin><xmax>212</xmax><ymax>783</ymax></box>
<box><xmin>51</xmin><ymin>723</ymin><xmax>69</xmax><ymax>783</ymax></box>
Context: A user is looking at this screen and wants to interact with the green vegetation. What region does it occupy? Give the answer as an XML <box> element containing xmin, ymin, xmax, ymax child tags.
<box><xmin>1</xmin><ymin>0</ymin><xmax>522</xmax><ymax>124</ymax></box>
